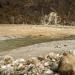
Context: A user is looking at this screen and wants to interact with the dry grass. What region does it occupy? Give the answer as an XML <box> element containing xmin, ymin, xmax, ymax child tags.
<box><xmin>0</xmin><ymin>24</ymin><xmax>75</xmax><ymax>51</ymax></box>
<box><xmin>0</xmin><ymin>25</ymin><xmax>75</xmax><ymax>38</ymax></box>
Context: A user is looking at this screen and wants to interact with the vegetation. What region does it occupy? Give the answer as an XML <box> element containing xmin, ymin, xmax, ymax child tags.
<box><xmin>0</xmin><ymin>0</ymin><xmax>75</xmax><ymax>24</ymax></box>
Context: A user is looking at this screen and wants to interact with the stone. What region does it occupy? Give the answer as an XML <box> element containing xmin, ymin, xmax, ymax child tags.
<box><xmin>58</xmin><ymin>52</ymin><xmax>75</xmax><ymax>75</ymax></box>
<box><xmin>44</xmin><ymin>69</ymin><xmax>53</xmax><ymax>75</ymax></box>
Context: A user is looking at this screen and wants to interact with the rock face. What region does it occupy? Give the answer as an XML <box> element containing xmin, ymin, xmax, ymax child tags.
<box><xmin>58</xmin><ymin>53</ymin><xmax>75</xmax><ymax>75</ymax></box>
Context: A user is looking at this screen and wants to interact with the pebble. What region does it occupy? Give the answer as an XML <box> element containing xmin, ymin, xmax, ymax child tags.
<box><xmin>0</xmin><ymin>52</ymin><xmax>73</xmax><ymax>75</ymax></box>
<box><xmin>44</xmin><ymin>62</ymin><xmax>49</xmax><ymax>67</ymax></box>
<box><xmin>44</xmin><ymin>69</ymin><xmax>53</xmax><ymax>75</ymax></box>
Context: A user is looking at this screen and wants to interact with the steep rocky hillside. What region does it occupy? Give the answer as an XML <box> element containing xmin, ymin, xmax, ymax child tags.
<box><xmin>0</xmin><ymin>0</ymin><xmax>75</xmax><ymax>24</ymax></box>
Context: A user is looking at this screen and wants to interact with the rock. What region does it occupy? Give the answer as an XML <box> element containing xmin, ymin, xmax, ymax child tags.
<box><xmin>48</xmin><ymin>52</ymin><xmax>56</xmax><ymax>58</ymax></box>
<box><xmin>50</xmin><ymin>62</ymin><xmax>59</xmax><ymax>72</ymax></box>
<box><xmin>26</xmin><ymin>57</ymin><xmax>39</xmax><ymax>65</ymax></box>
<box><xmin>14</xmin><ymin>58</ymin><xmax>25</xmax><ymax>64</ymax></box>
<box><xmin>44</xmin><ymin>62</ymin><xmax>49</xmax><ymax>67</ymax></box>
<box><xmin>0</xmin><ymin>64</ymin><xmax>14</xmax><ymax>75</ymax></box>
<box><xmin>58</xmin><ymin>52</ymin><xmax>75</xmax><ymax>75</ymax></box>
<box><xmin>36</xmin><ymin>62</ymin><xmax>45</xmax><ymax>73</ymax></box>
<box><xmin>37</xmin><ymin>56</ymin><xmax>45</xmax><ymax>61</ymax></box>
<box><xmin>44</xmin><ymin>69</ymin><xmax>54</xmax><ymax>75</ymax></box>
<box><xmin>54</xmin><ymin>73</ymin><xmax>59</xmax><ymax>75</ymax></box>
<box><xmin>2</xmin><ymin>52</ymin><xmax>75</xmax><ymax>75</ymax></box>
<box><xmin>3</xmin><ymin>55</ymin><xmax>14</xmax><ymax>65</ymax></box>
<box><xmin>46</xmin><ymin>52</ymin><xmax>60</xmax><ymax>61</ymax></box>
<box><xmin>72</xmin><ymin>50</ymin><xmax>75</xmax><ymax>55</ymax></box>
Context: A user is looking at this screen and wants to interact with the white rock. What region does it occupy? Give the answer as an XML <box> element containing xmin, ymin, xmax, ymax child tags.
<box><xmin>1</xmin><ymin>64</ymin><xmax>14</xmax><ymax>75</ymax></box>
<box><xmin>52</xmin><ymin>59</ymin><xmax>56</xmax><ymax>62</ymax></box>
<box><xmin>1</xmin><ymin>65</ymin><xmax>6</xmax><ymax>69</ymax></box>
<box><xmin>44</xmin><ymin>69</ymin><xmax>53</xmax><ymax>75</ymax></box>
<box><xmin>44</xmin><ymin>62</ymin><xmax>49</xmax><ymax>67</ymax></box>
<box><xmin>72</xmin><ymin>50</ymin><xmax>75</xmax><ymax>55</ymax></box>
<box><xmin>3</xmin><ymin>55</ymin><xmax>14</xmax><ymax>65</ymax></box>
<box><xmin>56</xmin><ymin>54</ymin><xmax>60</xmax><ymax>57</ymax></box>
<box><xmin>15</xmin><ymin>58</ymin><xmax>25</xmax><ymax>64</ymax></box>
<box><xmin>24</xmin><ymin>74</ymin><xmax>27</xmax><ymax>75</ymax></box>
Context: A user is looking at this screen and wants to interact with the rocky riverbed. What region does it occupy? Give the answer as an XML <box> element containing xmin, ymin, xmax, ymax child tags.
<box><xmin>0</xmin><ymin>40</ymin><xmax>75</xmax><ymax>75</ymax></box>
<box><xmin>0</xmin><ymin>40</ymin><xmax>75</xmax><ymax>59</ymax></box>
<box><xmin>0</xmin><ymin>51</ymin><xmax>75</xmax><ymax>75</ymax></box>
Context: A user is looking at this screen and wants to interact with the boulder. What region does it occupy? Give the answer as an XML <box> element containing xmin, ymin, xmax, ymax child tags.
<box><xmin>58</xmin><ymin>52</ymin><xmax>75</xmax><ymax>75</ymax></box>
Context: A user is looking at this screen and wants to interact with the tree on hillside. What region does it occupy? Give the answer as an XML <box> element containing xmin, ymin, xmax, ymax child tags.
<box><xmin>0</xmin><ymin>0</ymin><xmax>75</xmax><ymax>24</ymax></box>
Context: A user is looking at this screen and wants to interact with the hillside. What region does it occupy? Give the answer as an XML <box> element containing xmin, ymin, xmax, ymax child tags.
<box><xmin>0</xmin><ymin>0</ymin><xmax>75</xmax><ymax>24</ymax></box>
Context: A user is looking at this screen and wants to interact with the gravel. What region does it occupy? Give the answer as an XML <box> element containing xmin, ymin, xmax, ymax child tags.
<box><xmin>0</xmin><ymin>40</ymin><xmax>75</xmax><ymax>59</ymax></box>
